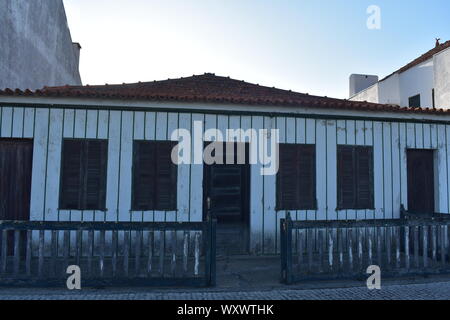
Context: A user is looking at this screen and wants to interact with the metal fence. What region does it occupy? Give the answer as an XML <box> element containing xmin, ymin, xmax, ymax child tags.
<box><xmin>280</xmin><ymin>212</ymin><xmax>450</xmax><ymax>284</ymax></box>
<box><xmin>0</xmin><ymin>217</ymin><xmax>216</xmax><ymax>287</ymax></box>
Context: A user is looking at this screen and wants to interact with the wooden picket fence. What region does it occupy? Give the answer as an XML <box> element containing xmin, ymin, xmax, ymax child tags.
<box><xmin>0</xmin><ymin>218</ymin><xmax>216</xmax><ymax>287</ymax></box>
<box><xmin>280</xmin><ymin>212</ymin><xmax>450</xmax><ymax>284</ymax></box>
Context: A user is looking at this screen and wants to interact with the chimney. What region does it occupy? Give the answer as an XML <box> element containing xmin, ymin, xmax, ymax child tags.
<box><xmin>72</xmin><ymin>42</ymin><xmax>81</xmax><ymax>68</ymax></box>
<box><xmin>349</xmin><ymin>74</ymin><xmax>378</xmax><ymax>97</ymax></box>
<box><xmin>436</xmin><ymin>38</ymin><xmax>441</xmax><ymax>47</ymax></box>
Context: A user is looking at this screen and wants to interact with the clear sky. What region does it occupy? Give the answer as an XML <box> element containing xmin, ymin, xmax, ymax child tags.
<box><xmin>63</xmin><ymin>0</ymin><xmax>450</xmax><ymax>99</ymax></box>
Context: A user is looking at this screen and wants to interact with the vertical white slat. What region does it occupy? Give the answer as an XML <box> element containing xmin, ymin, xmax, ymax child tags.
<box><xmin>204</xmin><ymin>114</ymin><xmax>218</xmax><ymax>142</ymax></box>
<box><xmin>346</xmin><ymin>120</ymin><xmax>356</xmax><ymax>220</ymax></box>
<box><xmin>227</xmin><ymin>115</ymin><xmax>241</xmax><ymax>143</ymax></box>
<box><xmin>437</xmin><ymin>125</ymin><xmax>449</xmax><ymax>213</ymax></box>
<box><xmin>62</xmin><ymin>109</ymin><xmax>75</xmax><ymax>138</ymax></box>
<box><xmin>365</xmin><ymin>121</ymin><xmax>375</xmax><ymax>219</ymax></box>
<box><xmin>306</xmin><ymin>118</ymin><xmax>316</xmax><ymax>221</ymax></box>
<box><xmin>144</xmin><ymin>112</ymin><xmax>156</xmax><ymax>141</ymax></box>
<box><xmin>29</xmin><ymin>108</ymin><xmax>50</xmax><ymax>221</ymax></box>
<box><xmin>190</xmin><ymin>113</ymin><xmax>204</xmax><ymax>222</ymax></box>
<box><xmin>315</xmin><ymin>119</ymin><xmax>327</xmax><ymax>220</ymax></box>
<box><xmin>152</xmin><ymin>112</ymin><xmax>168</xmax><ymax>223</ymax></box>
<box><xmin>105</xmin><ymin>111</ymin><xmax>121</xmax><ymax>222</ymax></box>
<box><xmin>12</xmin><ymin>107</ymin><xmax>24</xmax><ymax>137</ymax></box>
<box><xmin>133</xmin><ymin>111</ymin><xmax>145</xmax><ymax>140</ymax></box>
<box><xmin>355</xmin><ymin>120</ymin><xmax>365</xmax><ymax>146</ymax></box>
<box><xmin>0</xmin><ymin>107</ymin><xmax>12</xmax><ymax>137</ymax></box>
<box><xmin>85</xmin><ymin>110</ymin><xmax>98</xmax><ymax>139</ymax></box>
<box><xmin>416</xmin><ymin>123</ymin><xmax>425</xmax><ymax>149</ymax></box>
<box><xmin>296</xmin><ymin>118</ymin><xmax>308</xmax><ymax>222</ymax></box>
<box><xmin>373</xmin><ymin>121</ymin><xmax>384</xmax><ymax>219</ymax></box>
<box><xmin>23</xmin><ymin>108</ymin><xmax>35</xmax><ymax>138</ymax></box>
<box><xmin>118</xmin><ymin>111</ymin><xmax>133</xmax><ymax>222</ymax></box>
<box><xmin>43</xmin><ymin>109</ymin><xmax>64</xmax><ymax>221</ymax></box>
<box><xmin>176</xmin><ymin>113</ymin><xmax>192</xmax><ymax>223</ymax></box>
<box><xmin>165</xmin><ymin>112</ymin><xmax>179</xmax><ymax>223</ymax></box>
<box><xmin>326</xmin><ymin>120</ymin><xmax>338</xmax><ymax>221</ymax></box>
<box><xmin>399</xmin><ymin>122</ymin><xmax>408</xmax><ymax>210</ymax></box>
<box><xmin>73</xmin><ymin>109</ymin><xmax>87</xmax><ymax>138</ymax></box>
<box><xmin>296</xmin><ymin>118</ymin><xmax>306</xmax><ymax>144</ymax></box>
<box><xmin>250</xmin><ymin>116</ymin><xmax>264</xmax><ymax>254</ymax></box>
<box><xmin>263</xmin><ymin>116</ymin><xmax>277</xmax><ymax>253</ymax></box>
<box><xmin>275</xmin><ymin>117</ymin><xmax>286</xmax><ymax>253</ymax></box>
<box><xmin>431</xmin><ymin>124</ymin><xmax>438</xmax><ymax>149</ymax></box>
<box><xmin>96</xmin><ymin>110</ymin><xmax>110</xmax><ymax>140</ymax></box>
<box><xmin>406</xmin><ymin>123</ymin><xmax>415</xmax><ymax>148</ymax></box>
<box><xmin>217</xmin><ymin>115</ymin><xmax>228</xmax><ymax>143</ymax></box>
<box><xmin>391</xmin><ymin>123</ymin><xmax>401</xmax><ymax>218</ymax></box>
<box><xmin>383</xmin><ymin>122</ymin><xmax>393</xmax><ymax>219</ymax></box>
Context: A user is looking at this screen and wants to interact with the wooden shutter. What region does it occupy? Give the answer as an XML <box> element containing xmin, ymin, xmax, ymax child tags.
<box><xmin>155</xmin><ymin>141</ymin><xmax>177</xmax><ymax>210</ymax></box>
<box><xmin>60</xmin><ymin>139</ymin><xmax>107</xmax><ymax>210</ymax></box>
<box><xmin>298</xmin><ymin>144</ymin><xmax>316</xmax><ymax>209</ymax></box>
<box><xmin>132</xmin><ymin>141</ymin><xmax>177</xmax><ymax>211</ymax></box>
<box><xmin>277</xmin><ymin>144</ymin><xmax>300</xmax><ymax>210</ymax></box>
<box><xmin>355</xmin><ymin>147</ymin><xmax>374</xmax><ymax>209</ymax></box>
<box><xmin>132</xmin><ymin>141</ymin><xmax>156</xmax><ymax>210</ymax></box>
<box><xmin>337</xmin><ymin>145</ymin><xmax>356</xmax><ymax>209</ymax></box>
<box><xmin>60</xmin><ymin>140</ymin><xmax>84</xmax><ymax>209</ymax></box>
<box><xmin>84</xmin><ymin>140</ymin><xmax>108</xmax><ymax>210</ymax></box>
<box><xmin>337</xmin><ymin>145</ymin><xmax>374</xmax><ymax>209</ymax></box>
<box><xmin>277</xmin><ymin>144</ymin><xmax>316</xmax><ymax>210</ymax></box>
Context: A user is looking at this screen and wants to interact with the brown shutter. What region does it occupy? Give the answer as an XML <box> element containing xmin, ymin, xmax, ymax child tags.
<box><xmin>298</xmin><ymin>144</ymin><xmax>316</xmax><ymax>209</ymax></box>
<box><xmin>356</xmin><ymin>146</ymin><xmax>374</xmax><ymax>209</ymax></box>
<box><xmin>84</xmin><ymin>140</ymin><xmax>108</xmax><ymax>210</ymax></box>
<box><xmin>277</xmin><ymin>144</ymin><xmax>316</xmax><ymax>210</ymax></box>
<box><xmin>337</xmin><ymin>145</ymin><xmax>356</xmax><ymax>209</ymax></box>
<box><xmin>155</xmin><ymin>141</ymin><xmax>177</xmax><ymax>210</ymax></box>
<box><xmin>277</xmin><ymin>144</ymin><xmax>300</xmax><ymax>210</ymax></box>
<box><xmin>60</xmin><ymin>140</ymin><xmax>84</xmax><ymax>209</ymax></box>
<box><xmin>132</xmin><ymin>141</ymin><xmax>156</xmax><ymax>210</ymax></box>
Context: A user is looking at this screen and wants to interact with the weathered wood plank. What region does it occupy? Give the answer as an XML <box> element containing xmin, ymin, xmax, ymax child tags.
<box><xmin>347</xmin><ymin>228</ymin><xmax>354</xmax><ymax>272</ymax></box>
<box><xmin>0</xmin><ymin>230</ymin><xmax>7</xmax><ymax>274</ymax></box>
<box><xmin>123</xmin><ymin>231</ymin><xmax>129</xmax><ymax>277</ymax></box>
<box><xmin>99</xmin><ymin>230</ymin><xmax>105</xmax><ymax>277</ymax></box>
<box><xmin>159</xmin><ymin>231</ymin><xmax>165</xmax><ymax>276</ymax></box>
<box><xmin>38</xmin><ymin>230</ymin><xmax>45</xmax><ymax>277</ymax></box>
<box><xmin>50</xmin><ymin>230</ymin><xmax>57</xmax><ymax>275</ymax></box>
<box><xmin>13</xmin><ymin>230</ymin><xmax>20</xmax><ymax>275</ymax></box>
<box><xmin>404</xmin><ymin>226</ymin><xmax>410</xmax><ymax>270</ymax></box>
<box><xmin>171</xmin><ymin>231</ymin><xmax>177</xmax><ymax>277</ymax></box>
<box><xmin>194</xmin><ymin>232</ymin><xmax>200</xmax><ymax>276</ymax></box>
<box><xmin>26</xmin><ymin>230</ymin><xmax>32</xmax><ymax>276</ymax></box>
<box><xmin>135</xmin><ymin>231</ymin><xmax>141</xmax><ymax>276</ymax></box>
<box><xmin>423</xmin><ymin>226</ymin><xmax>428</xmax><ymax>268</ymax></box>
<box><xmin>147</xmin><ymin>231</ymin><xmax>153</xmax><ymax>275</ymax></box>
<box><xmin>327</xmin><ymin>229</ymin><xmax>334</xmax><ymax>272</ymax></box>
<box><xmin>111</xmin><ymin>230</ymin><xmax>118</xmax><ymax>277</ymax></box>
<box><xmin>183</xmin><ymin>232</ymin><xmax>189</xmax><ymax>276</ymax></box>
<box><xmin>63</xmin><ymin>230</ymin><xmax>70</xmax><ymax>276</ymax></box>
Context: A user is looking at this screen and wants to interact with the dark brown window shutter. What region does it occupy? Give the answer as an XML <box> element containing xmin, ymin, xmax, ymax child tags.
<box><xmin>277</xmin><ymin>144</ymin><xmax>316</xmax><ymax>210</ymax></box>
<box><xmin>84</xmin><ymin>140</ymin><xmax>108</xmax><ymax>210</ymax></box>
<box><xmin>132</xmin><ymin>141</ymin><xmax>156</xmax><ymax>210</ymax></box>
<box><xmin>132</xmin><ymin>141</ymin><xmax>177</xmax><ymax>211</ymax></box>
<box><xmin>298</xmin><ymin>144</ymin><xmax>316</xmax><ymax>209</ymax></box>
<box><xmin>355</xmin><ymin>147</ymin><xmax>374</xmax><ymax>209</ymax></box>
<box><xmin>337</xmin><ymin>145</ymin><xmax>373</xmax><ymax>210</ymax></box>
<box><xmin>60</xmin><ymin>139</ymin><xmax>108</xmax><ymax>210</ymax></box>
<box><xmin>60</xmin><ymin>140</ymin><xmax>84</xmax><ymax>209</ymax></box>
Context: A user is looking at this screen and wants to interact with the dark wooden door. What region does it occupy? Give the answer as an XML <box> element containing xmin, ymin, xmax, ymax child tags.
<box><xmin>0</xmin><ymin>139</ymin><xmax>33</xmax><ymax>255</ymax></box>
<box><xmin>203</xmin><ymin>142</ymin><xmax>250</xmax><ymax>255</ymax></box>
<box><xmin>407</xmin><ymin>149</ymin><xmax>434</xmax><ymax>213</ymax></box>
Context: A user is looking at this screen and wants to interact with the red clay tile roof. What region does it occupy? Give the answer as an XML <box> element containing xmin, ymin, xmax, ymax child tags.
<box><xmin>381</xmin><ymin>40</ymin><xmax>450</xmax><ymax>81</ymax></box>
<box><xmin>0</xmin><ymin>73</ymin><xmax>448</xmax><ymax>115</ymax></box>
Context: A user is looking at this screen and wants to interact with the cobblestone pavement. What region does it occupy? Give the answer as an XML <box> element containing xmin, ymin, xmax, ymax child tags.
<box><xmin>1</xmin><ymin>280</ymin><xmax>450</xmax><ymax>300</ymax></box>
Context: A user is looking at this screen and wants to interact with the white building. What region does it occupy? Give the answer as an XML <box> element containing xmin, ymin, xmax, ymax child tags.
<box><xmin>1</xmin><ymin>73</ymin><xmax>450</xmax><ymax>255</ymax></box>
<box><xmin>350</xmin><ymin>40</ymin><xmax>450</xmax><ymax>109</ymax></box>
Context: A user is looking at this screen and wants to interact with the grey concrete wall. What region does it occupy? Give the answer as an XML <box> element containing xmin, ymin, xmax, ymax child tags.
<box><xmin>0</xmin><ymin>0</ymin><xmax>81</xmax><ymax>90</ymax></box>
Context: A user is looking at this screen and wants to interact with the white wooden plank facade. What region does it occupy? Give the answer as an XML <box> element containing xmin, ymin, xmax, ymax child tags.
<box><xmin>1</xmin><ymin>100</ymin><xmax>450</xmax><ymax>254</ymax></box>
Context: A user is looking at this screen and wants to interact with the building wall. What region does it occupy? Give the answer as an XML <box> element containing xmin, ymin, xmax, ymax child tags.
<box><xmin>434</xmin><ymin>48</ymin><xmax>450</xmax><ymax>109</ymax></box>
<box><xmin>378</xmin><ymin>74</ymin><xmax>401</xmax><ymax>105</ymax></box>
<box><xmin>1</xmin><ymin>102</ymin><xmax>450</xmax><ymax>254</ymax></box>
<box><xmin>349</xmin><ymin>83</ymin><xmax>379</xmax><ymax>103</ymax></box>
<box><xmin>398</xmin><ymin>60</ymin><xmax>434</xmax><ymax>108</ymax></box>
<box><xmin>0</xmin><ymin>0</ymin><xmax>81</xmax><ymax>90</ymax></box>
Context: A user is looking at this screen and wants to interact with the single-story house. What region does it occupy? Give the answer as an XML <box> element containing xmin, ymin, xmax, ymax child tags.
<box><xmin>1</xmin><ymin>73</ymin><xmax>449</xmax><ymax>255</ymax></box>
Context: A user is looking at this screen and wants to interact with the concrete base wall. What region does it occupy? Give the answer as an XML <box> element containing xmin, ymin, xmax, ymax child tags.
<box><xmin>0</xmin><ymin>0</ymin><xmax>81</xmax><ymax>90</ymax></box>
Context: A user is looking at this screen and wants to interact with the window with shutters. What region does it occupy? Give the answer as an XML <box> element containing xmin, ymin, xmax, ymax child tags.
<box><xmin>337</xmin><ymin>145</ymin><xmax>374</xmax><ymax>210</ymax></box>
<box><xmin>276</xmin><ymin>144</ymin><xmax>316</xmax><ymax>210</ymax></box>
<box><xmin>59</xmin><ymin>139</ymin><xmax>108</xmax><ymax>210</ymax></box>
<box><xmin>132</xmin><ymin>140</ymin><xmax>177</xmax><ymax>211</ymax></box>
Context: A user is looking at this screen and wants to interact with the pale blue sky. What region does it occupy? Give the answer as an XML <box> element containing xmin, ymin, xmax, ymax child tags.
<box><xmin>63</xmin><ymin>0</ymin><xmax>450</xmax><ymax>98</ymax></box>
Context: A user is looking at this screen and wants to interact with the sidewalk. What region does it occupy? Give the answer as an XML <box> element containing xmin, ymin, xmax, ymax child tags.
<box><xmin>1</xmin><ymin>255</ymin><xmax>450</xmax><ymax>300</ymax></box>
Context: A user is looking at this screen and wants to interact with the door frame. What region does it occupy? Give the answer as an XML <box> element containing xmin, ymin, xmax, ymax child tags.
<box><xmin>202</xmin><ymin>142</ymin><xmax>251</xmax><ymax>253</ymax></box>
<box><xmin>406</xmin><ymin>148</ymin><xmax>436</xmax><ymax>214</ymax></box>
